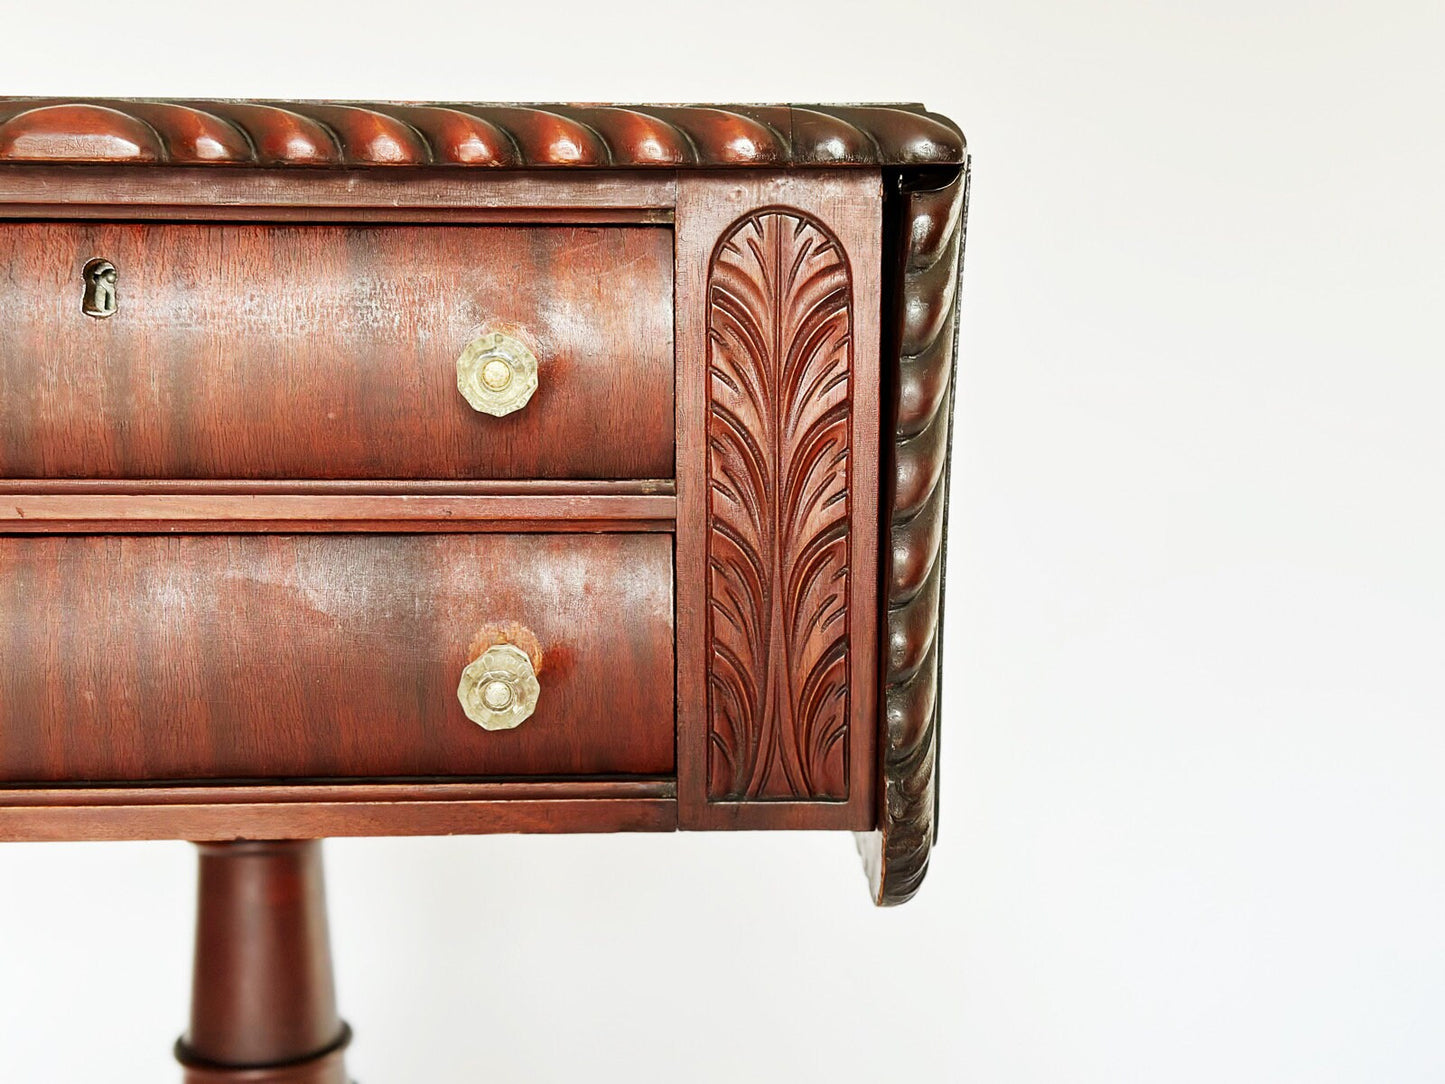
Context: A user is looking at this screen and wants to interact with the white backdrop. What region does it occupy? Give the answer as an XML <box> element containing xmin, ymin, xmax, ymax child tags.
<box><xmin>2</xmin><ymin>2</ymin><xmax>1442</xmax><ymax>1080</ymax></box>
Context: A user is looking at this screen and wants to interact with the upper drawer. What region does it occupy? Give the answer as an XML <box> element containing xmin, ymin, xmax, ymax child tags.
<box><xmin>0</xmin><ymin>222</ymin><xmax>674</xmax><ymax>479</ymax></box>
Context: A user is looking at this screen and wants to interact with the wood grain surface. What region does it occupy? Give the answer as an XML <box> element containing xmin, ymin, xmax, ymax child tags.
<box><xmin>0</xmin><ymin>534</ymin><xmax>674</xmax><ymax>783</ymax></box>
<box><xmin>0</xmin><ymin>166</ymin><xmax>677</xmax><ymax>221</ymax></box>
<box><xmin>0</xmin><ymin>794</ymin><xmax>678</xmax><ymax>843</ymax></box>
<box><xmin>0</xmin><ymin>222</ymin><xmax>674</xmax><ymax>479</ymax></box>
<box><xmin>178</xmin><ymin>841</ymin><xmax>350</xmax><ymax>1081</ymax></box>
<box><xmin>0</xmin><ymin>492</ymin><xmax>675</xmax><ymax>532</ymax></box>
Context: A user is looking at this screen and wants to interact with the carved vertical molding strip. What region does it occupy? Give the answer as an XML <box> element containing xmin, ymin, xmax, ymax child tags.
<box><xmin>706</xmin><ymin>209</ymin><xmax>854</xmax><ymax>801</ymax></box>
<box><xmin>857</xmin><ymin>163</ymin><xmax>970</xmax><ymax>904</ymax></box>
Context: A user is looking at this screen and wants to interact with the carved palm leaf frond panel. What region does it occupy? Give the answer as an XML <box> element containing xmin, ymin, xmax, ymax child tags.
<box><xmin>706</xmin><ymin>209</ymin><xmax>854</xmax><ymax>801</ymax></box>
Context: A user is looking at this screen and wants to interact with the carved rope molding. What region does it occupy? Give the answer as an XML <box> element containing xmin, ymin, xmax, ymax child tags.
<box><xmin>856</xmin><ymin>165</ymin><xmax>970</xmax><ymax>905</ymax></box>
<box><xmin>0</xmin><ymin>100</ymin><xmax>964</xmax><ymax>169</ymax></box>
<box><xmin>707</xmin><ymin>210</ymin><xmax>854</xmax><ymax>801</ymax></box>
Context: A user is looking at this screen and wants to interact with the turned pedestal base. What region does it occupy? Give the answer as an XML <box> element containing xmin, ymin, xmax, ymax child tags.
<box><xmin>175</xmin><ymin>841</ymin><xmax>351</xmax><ymax>1084</ymax></box>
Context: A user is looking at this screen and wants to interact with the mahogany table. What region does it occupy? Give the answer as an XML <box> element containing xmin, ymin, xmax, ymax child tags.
<box><xmin>0</xmin><ymin>98</ymin><xmax>969</xmax><ymax>1082</ymax></box>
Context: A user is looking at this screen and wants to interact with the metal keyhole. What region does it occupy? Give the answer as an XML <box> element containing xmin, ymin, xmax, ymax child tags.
<box><xmin>82</xmin><ymin>259</ymin><xmax>117</xmax><ymax>318</ymax></box>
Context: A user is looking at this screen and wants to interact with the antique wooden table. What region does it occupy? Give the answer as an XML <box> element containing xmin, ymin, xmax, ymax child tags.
<box><xmin>0</xmin><ymin>98</ymin><xmax>968</xmax><ymax>1082</ymax></box>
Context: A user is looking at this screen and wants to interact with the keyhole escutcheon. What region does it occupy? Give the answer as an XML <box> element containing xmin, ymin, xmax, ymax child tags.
<box><xmin>82</xmin><ymin>258</ymin><xmax>117</xmax><ymax>318</ymax></box>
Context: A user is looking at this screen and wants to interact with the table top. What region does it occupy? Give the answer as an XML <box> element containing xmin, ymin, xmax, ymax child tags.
<box><xmin>0</xmin><ymin>99</ymin><xmax>966</xmax><ymax>170</ymax></box>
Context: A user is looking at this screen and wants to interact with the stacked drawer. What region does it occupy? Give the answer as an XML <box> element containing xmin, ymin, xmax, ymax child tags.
<box><xmin>0</xmin><ymin>219</ymin><xmax>677</xmax><ymax>785</ymax></box>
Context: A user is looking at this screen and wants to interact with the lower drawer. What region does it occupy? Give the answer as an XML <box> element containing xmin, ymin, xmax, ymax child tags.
<box><xmin>0</xmin><ymin>534</ymin><xmax>674</xmax><ymax>783</ymax></box>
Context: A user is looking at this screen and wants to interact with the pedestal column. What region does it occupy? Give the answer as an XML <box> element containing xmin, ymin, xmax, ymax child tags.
<box><xmin>175</xmin><ymin>841</ymin><xmax>351</xmax><ymax>1084</ymax></box>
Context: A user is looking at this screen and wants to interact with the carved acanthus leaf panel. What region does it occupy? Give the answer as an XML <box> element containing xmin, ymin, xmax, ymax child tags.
<box><xmin>706</xmin><ymin>210</ymin><xmax>853</xmax><ymax>800</ymax></box>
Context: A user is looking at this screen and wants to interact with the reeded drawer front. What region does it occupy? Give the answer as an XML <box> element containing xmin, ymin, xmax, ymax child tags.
<box><xmin>0</xmin><ymin>223</ymin><xmax>675</xmax><ymax>479</ymax></box>
<box><xmin>0</xmin><ymin>534</ymin><xmax>675</xmax><ymax>783</ymax></box>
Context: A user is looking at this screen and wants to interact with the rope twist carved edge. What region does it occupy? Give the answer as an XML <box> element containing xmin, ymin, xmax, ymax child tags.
<box><xmin>0</xmin><ymin>100</ymin><xmax>964</xmax><ymax>169</ymax></box>
<box><xmin>856</xmin><ymin>164</ymin><xmax>970</xmax><ymax>905</ymax></box>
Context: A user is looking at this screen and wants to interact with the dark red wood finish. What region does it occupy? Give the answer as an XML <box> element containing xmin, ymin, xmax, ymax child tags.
<box><xmin>0</xmin><ymin>533</ymin><xmax>675</xmax><ymax>782</ymax></box>
<box><xmin>0</xmin><ymin>489</ymin><xmax>675</xmax><ymax>532</ymax></box>
<box><xmin>857</xmin><ymin>166</ymin><xmax>970</xmax><ymax>905</ymax></box>
<box><xmin>0</xmin><ymin>167</ymin><xmax>677</xmax><ymax>223</ymax></box>
<box><xmin>177</xmin><ymin>841</ymin><xmax>350</xmax><ymax>1084</ymax></box>
<box><xmin>0</xmin><ymin>781</ymin><xmax>676</xmax><ymax>842</ymax></box>
<box><xmin>0</xmin><ymin>221</ymin><xmax>674</xmax><ymax>479</ymax></box>
<box><xmin>0</xmin><ymin>100</ymin><xmax>966</xmax><ymax>170</ymax></box>
<box><xmin>674</xmin><ymin>172</ymin><xmax>882</xmax><ymax>831</ymax></box>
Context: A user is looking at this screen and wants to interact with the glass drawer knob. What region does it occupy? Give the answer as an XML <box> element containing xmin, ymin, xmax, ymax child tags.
<box><xmin>457</xmin><ymin>642</ymin><xmax>540</xmax><ymax>730</ymax></box>
<box><xmin>457</xmin><ymin>331</ymin><xmax>539</xmax><ymax>416</ymax></box>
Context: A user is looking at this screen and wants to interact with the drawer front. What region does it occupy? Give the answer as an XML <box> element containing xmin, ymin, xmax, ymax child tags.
<box><xmin>0</xmin><ymin>223</ymin><xmax>674</xmax><ymax>479</ymax></box>
<box><xmin>0</xmin><ymin>534</ymin><xmax>674</xmax><ymax>782</ymax></box>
